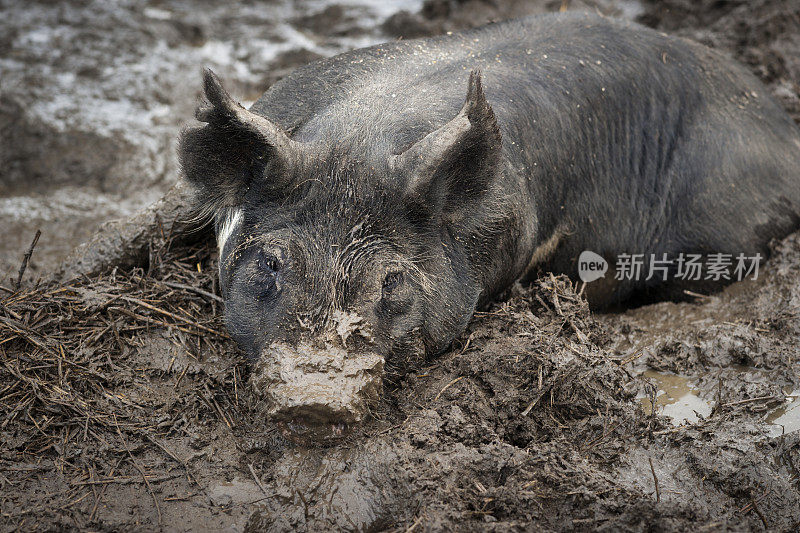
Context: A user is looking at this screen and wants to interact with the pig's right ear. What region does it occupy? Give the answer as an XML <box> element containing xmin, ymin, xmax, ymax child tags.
<box><xmin>178</xmin><ymin>69</ymin><xmax>302</xmax><ymax>211</ymax></box>
<box><xmin>389</xmin><ymin>70</ymin><xmax>502</xmax><ymax>221</ymax></box>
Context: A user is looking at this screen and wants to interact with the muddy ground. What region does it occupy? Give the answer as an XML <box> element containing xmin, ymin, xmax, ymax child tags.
<box><xmin>2</xmin><ymin>0</ymin><xmax>800</xmax><ymax>531</ymax></box>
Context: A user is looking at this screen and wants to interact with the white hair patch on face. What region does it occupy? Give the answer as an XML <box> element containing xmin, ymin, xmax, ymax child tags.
<box><xmin>217</xmin><ymin>208</ymin><xmax>243</xmax><ymax>255</ymax></box>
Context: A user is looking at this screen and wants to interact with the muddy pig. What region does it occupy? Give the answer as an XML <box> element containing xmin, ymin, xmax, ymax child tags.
<box><xmin>179</xmin><ymin>12</ymin><xmax>800</xmax><ymax>442</ymax></box>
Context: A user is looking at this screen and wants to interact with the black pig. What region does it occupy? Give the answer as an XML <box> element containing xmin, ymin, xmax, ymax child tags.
<box><xmin>179</xmin><ymin>12</ymin><xmax>800</xmax><ymax>441</ymax></box>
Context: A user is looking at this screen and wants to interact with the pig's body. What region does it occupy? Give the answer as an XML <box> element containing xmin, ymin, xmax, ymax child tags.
<box><xmin>181</xmin><ymin>12</ymin><xmax>800</xmax><ymax>442</ymax></box>
<box><xmin>249</xmin><ymin>11</ymin><xmax>800</xmax><ymax>304</ymax></box>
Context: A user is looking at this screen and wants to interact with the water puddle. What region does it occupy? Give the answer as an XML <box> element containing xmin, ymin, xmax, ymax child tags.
<box><xmin>766</xmin><ymin>389</ymin><xmax>800</xmax><ymax>437</ymax></box>
<box><xmin>639</xmin><ymin>370</ymin><xmax>800</xmax><ymax>435</ymax></box>
<box><xmin>639</xmin><ymin>370</ymin><xmax>712</xmax><ymax>425</ymax></box>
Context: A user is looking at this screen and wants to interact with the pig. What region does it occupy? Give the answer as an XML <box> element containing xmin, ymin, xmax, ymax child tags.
<box><xmin>179</xmin><ymin>12</ymin><xmax>800</xmax><ymax>442</ymax></box>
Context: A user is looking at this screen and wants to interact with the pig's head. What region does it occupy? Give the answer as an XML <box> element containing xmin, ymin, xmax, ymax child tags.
<box><xmin>179</xmin><ymin>69</ymin><xmax>502</xmax><ymax>442</ymax></box>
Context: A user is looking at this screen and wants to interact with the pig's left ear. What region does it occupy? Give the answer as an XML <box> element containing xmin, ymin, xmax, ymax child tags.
<box><xmin>389</xmin><ymin>70</ymin><xmax>502</xmax><ymax>219</ymax></box>
<box><xmin>178</xmin><ymin>69</ymin><xmax>302</xmax><ymax>212</ymax></box>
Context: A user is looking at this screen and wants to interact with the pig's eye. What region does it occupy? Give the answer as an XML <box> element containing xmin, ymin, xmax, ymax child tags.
<box><xmin>382</xmin><ymin>271</ymin><xmax>404</xmax><ymax>294</ymax></box>
<box><xmin>264</xmin><ymin>257</ymin><xmax>280</xmax><ymax>273</ymax></box>
<box><xmin>254</xmin><ymin>252</ymin><xmax>282</xmax><ymax>297</ymax></box>
<box><xmin>259</xmin><ymin>254</ymin><xmax>281</xmax><ymax>274</ymax></box>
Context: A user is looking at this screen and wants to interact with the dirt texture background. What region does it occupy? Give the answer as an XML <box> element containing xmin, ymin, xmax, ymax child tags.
<box><xmin>1</xmin><ymin>0</ymin><xmax>800</xmax><ymax>531</ymax></box>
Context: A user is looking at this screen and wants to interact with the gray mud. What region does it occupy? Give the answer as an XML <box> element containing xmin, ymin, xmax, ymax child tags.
<box><xmin>0</xmin><ymin>0</ymin><xmax>423</xmax><ymax>277</ymax></box>
<box><xmin>2</xmin><ymin>0</ymin><xmax>800</xmax><ymax>531</ymax></box>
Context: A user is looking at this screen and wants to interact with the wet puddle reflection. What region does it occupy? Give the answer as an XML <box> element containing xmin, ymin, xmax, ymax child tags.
<box><xmin>639</xmin><ymin>370</ymin><xmax>800</xmax><ymax>435</ymax></box>
<box><xmin>638</xmin><ymin>370</ymin><xmax>712</xmax><ymax>424</ymax></box>
<box><xmin>766</xmin><ymin>389</ymin><xmax>800</xmax><ymax>437</ymax></box>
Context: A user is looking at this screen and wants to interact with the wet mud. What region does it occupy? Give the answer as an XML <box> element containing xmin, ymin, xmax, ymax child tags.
<box><xmin>2</xmin><ymin>0</ymin><xmax>800</xmax><ymax>531</ymax></box>
<box><xmin>0</xmin><ymin>0</ymin><xmax>424</xmax><ymax>277</ymax></box>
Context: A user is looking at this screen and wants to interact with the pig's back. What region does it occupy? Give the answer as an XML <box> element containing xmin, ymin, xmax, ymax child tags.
<box><xmin>250</xmin><ymin>11</ymin><xmax>796</xmax><ymax>160</ymax></box>
<box><xmin>250</xmin><ymin>11</ymin><xmax>800</xmax><ymax>301</ymax></box>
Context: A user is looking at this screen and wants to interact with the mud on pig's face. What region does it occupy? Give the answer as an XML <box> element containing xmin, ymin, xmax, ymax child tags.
<box><xmin>218</xmin><ymin>196</ymin><xmax>429</xmax><ymax>442</ymax></box>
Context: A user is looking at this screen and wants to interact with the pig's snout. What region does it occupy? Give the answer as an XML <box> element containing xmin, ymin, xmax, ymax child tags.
<box><xmin>251</xmin><ymin>342</ymin><xmax>384</xmax><ymax>443</ymax></box>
